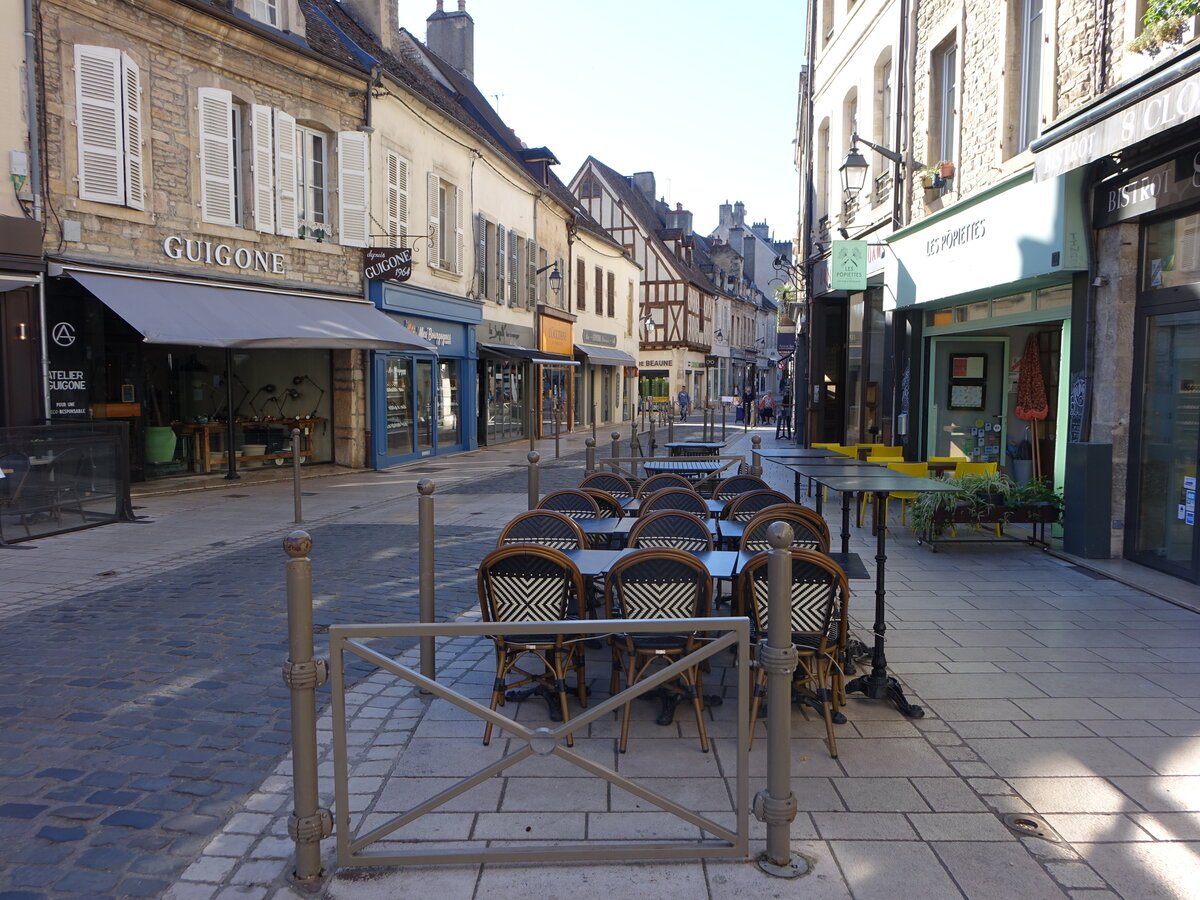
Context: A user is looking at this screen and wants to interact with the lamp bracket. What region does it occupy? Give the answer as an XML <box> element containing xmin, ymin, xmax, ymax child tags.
<box><xmin>849</xmin><ymin>131</ymin><xmax>910</xmax><ymax>167</ymax></box>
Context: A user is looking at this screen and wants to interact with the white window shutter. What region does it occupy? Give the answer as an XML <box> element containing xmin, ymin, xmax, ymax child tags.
<box><xmin>386</xmin><ymin>151</ymin><xmax>409</xmax><ymax>243</ymax></box>
<box><xmin>475</xmin><ymin>213</ymin><xmax>487</xmax><ymax>297</ymax></box>
<box><xmin>427</xmin><ymin>172</ymin><xmax>440</xmax><ymax>268</ymax></box>
<box><xmin>250</xmin><ymin>105</ymin><xmax>275</xmax><ymax>234</ymax></box>
<box><xmin>337</xmin><ymin>131</ymin><xmax>369</xmax><ymax>248</ymax></box>
<box><xmin>495</xmin><ymin>224</ymin><xmax>507</xmax><ymax>303</ymax></box>
<box><xmin>274</xmin><ymin>110</ymin><xmax>298</xmax><ymax>237</ymax></box>
<box><xmin>454</xmin><ymin>185</ymin><xmax>464</xmax><ymax>274</ymax></box>
<box><xmin>74</xmin><ymin>45</ymin><xmax>124</xmax><ymax>204</ymax></box>
<box><xmin>120</xmin><ymin>54</ymin><xmax>144</xmax><ymax>210</ymax></box>
<box><xmin>507</xmin><ymin>231</ymin><xmax>519</xmax><ymax>305</ymax></box>
<box><xmin>197</xmin><ymin>87</ymin><xmax>235</xmax><ymax>226</ymax></box>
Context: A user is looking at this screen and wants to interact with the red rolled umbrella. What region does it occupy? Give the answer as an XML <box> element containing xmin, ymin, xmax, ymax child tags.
<box><xmin>1014</xmin><ymin>335</ymin><xmax>1048</xmax><ymax>421</ymax></box>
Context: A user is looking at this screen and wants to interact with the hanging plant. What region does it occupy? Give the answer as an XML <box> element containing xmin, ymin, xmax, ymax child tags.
<box><xmin>1129</xmin><ymin>0</ymin><xmax>1199</xmax><ymax>55</ymax></box>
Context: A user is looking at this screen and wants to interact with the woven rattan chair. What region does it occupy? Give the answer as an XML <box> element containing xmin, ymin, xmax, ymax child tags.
<box><xmin>739</xmin><ymin>505</ymin><xmax>831</xmax><ymax>554</ymax></box>
<box><xmin>636</xmin><ymin>473</ymin><xmax>694</xmax><ymax>497</ymax></box>
<box><xmin>724</xmin><ymin>489</ymin><xmax>793</xmax><ymax>522</ymax></box>
<box><xmin>605</xmin><ymin>548</ymin><xmax>713</xmax><ymax>753</ymax></box>
<box><xmin>712</xmin><ymin>474</ymin><xmax>770</xmax><ymax>502</ymax></box>
<box><xmin>498</xmin><ymin>510</ymin><xmax>587</xmax><ymax>550</ymax></box>
<box><xmin>579</xmin><ymin>472</ymin><xmax>634</xmax><ymax>498</ymax></box>
<box><xmin>537</xmin><ymin>489</ymin><xmax>602</xmax><ymax>519</ymax></box>
<box><xmin>638</xmin><ymin>487</ymin><xmax>709</xmax><ymax>518</ymax></box>
<box><xmin>583</xmin><ymin>489</ymin><xmax>625</xmax><ymax>519</ymax></box>
<box><xmin>738</xmin><ymin>549</ymin><xmax>849</xmax><ymax>757</ymax></box>
<box><xmin>627</xmin><ymin>510</ymin><xmax>714</xmax><ymax>552</ymax></box>
<box><xmin>477</xmin><ymin>545</ymin><xmax>588</xmax><ymax>746</ymax></box>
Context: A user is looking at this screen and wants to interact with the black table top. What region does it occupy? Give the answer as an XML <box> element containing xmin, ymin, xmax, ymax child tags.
<box><xmin>758</xmin><ymin>447</ymin><xmax>847</xmax><ymax>459</ymax></box>
<box><xmin>643</xmin><ymin>459</ymin><xmax>727</xmax><ymax>473</ymax></box>
<box><xmin>664</xmin><ymin>441</ymin><xmax>724</xmax><ymax>449</ymax></box>
<box><xmin>809</xmin><ymin>473</ymin><xmax>960</xmax><ymax>493</ymax></box>
<box><xmin>787</xmin><ymin>463</ymin><xmax>892</xmax><ymax>478</ymax></box>
<box><xmin>621</xmin><ymin>497</ymin><xmax>725</xmax><ymax>516</ymax></box>
<box><xmin>562</xmin><ymin>547</ymin><xmax>740</xmax><ymax>579</ymax></box>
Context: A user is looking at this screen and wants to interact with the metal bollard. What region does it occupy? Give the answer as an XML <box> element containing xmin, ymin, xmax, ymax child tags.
<box><xmin>291</xmin><ymin>428</ymin><xmax>303</xmax><ymax>524</ymax></box>
<box><xmin>649</xmin><ymin>417</ymin><xmax>656</xmax><ymax>456</ymax></box>
<box><xmin>591</xmin><ymin>403</ymin><xmax>597</xmax><ymax>443</ymax></box>
<box><xmin>282</xmin><ymin>531</ymin><xmax>332</xmax><ymax>886</ymax></box>
<box><xmin>752</xmin><ymin>435</ymin><xmax>763</xmax><ymax>476</ymax></box>
<box><xmin>585</xmin><ymin>437</ymin><xmax>596</xmax><ymax>473</ymax></box>
<box><xmin>668</xmin><ymin>413</ymin><xmax>674</xmax><ymax>444</ymax></box>
<box><xmin>417</xmin><ymin>480</ymin><xmax>436</xmax><ymax>684</ymax></box>
<box><xmin>754</xmin><ymin>522</ymin><xmax>806</xmax><ymax>877</ymax></box>
<box><xmin>611</xmin><ymin>430</ymin><xmax>621</xmax><ymax>462</ymax></box>
<box><xmin>527</xmin><ymin>451</ymin><xmax>540</xmax><ymax>510</ymax></box>
<box><xmin>554</xmin><ymin>408</ymin><xmax>561</xmax><ymax>459</ymax></box>
<box><xmin>722</xmin><ymin>405</ymin><xmax>727</xmax><ymax>441</ymax></box>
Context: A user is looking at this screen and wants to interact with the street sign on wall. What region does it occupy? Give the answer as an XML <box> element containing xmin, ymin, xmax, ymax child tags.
<box><xmin>830</xmin><ymin>240</ymin><xmax>867</xmax><ymax>291</ymax></box>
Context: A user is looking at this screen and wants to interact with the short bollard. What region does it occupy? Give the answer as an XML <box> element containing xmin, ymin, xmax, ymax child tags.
<box><xmin>554</xmin><ymin>408</ymin><xmax>561</xmax><ymax>459</ymax></box>
<box><xmin>417</xmin><ymin>480</ymin><xmax>436</xmax><ymax>684</ymax></box>
<box><xmin>649</xmin><ymin>417</ymin><xmax>656</xmax><ymax>456</ymax></box>
<box><xmin>668</xmin><ymin>413</ymin><xmax>675</xmax><ymax>444</ymax></box>
<box><xmin>591</xmin><ymin>403</ymin><xmax>597</xmax><ymax>442</ymax></box>
<box><xmin>585</xmin><ymin>437</ymin><xmax>596</xmax><ymax>473</ymax></box>
<box><xmin>754</xmin><ymin>522</ymin><xmax>807</xmax><ymax>878</ymax></box>
<box><xmin>291</xmin><ymin>428</ymin><xmax>303</xmax><ymax>524</ymax></box>
<box><xmin>611</xmin><ymin>430</ymin><xmax>621</xmax><ymax>462</ymax></box>
<box><xmin>527</xmin><ymin>451</ymin><xmax>540</xmax><ymax>510</ymax></box>
<box><xmin>752</xmin><ymin>435</ymin><xmax>763</xmax><ymax>476</ymax></box>
<box><xmin>282</xmin><ymin>531</ymin><xmax>332</xmax><ymax>886</ymax></box>
<box><xmin>722</xmin><ymin>405</ymin><xmax>727</xmax><ymax>441</ymax></box>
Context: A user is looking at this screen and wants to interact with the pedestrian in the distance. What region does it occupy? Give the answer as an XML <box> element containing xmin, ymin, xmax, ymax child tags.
<box><xmin>776</xmin><ymin>390</ymin><xmax>793</xmax><ymax>439</ymax></box>
<box><xmin>677</xmin><ymin>386</ymin><xmax>690</xmax><ymax>421</ymax></box>
<box><xmin>742</xmin><ymin>385</ymin><xmax>755</xmax><ymax>427</ymax></box>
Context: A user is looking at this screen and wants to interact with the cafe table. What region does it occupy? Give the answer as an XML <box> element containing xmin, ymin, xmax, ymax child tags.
<box><xmin>620</xmin><ymin>496</ymin><xmax>726</xmax><ymax>517</ymax></box>
<box><xmin>663</xmin><ymin>441</ymin><xmax>725</xmax><ymax>457</ymax></box>
<box><xmin>806</xmin><ymin>472</ymin><xmax>958</xmax><ymax>719</ymax></box>
<box><xmin>642</xmin><ymin>458</ymin><xmax>727</xmax><ymax>481</ymax></box>
<box><xmin>756</xmin><ymin>447</ymin><xmax>848</xmax><ymax>460</ymax></box>
<box><xmin>574</xmin><ymin>516</ymin><xmax>722</xmax><ymax>548</ymax></box>
<box><xmin>780</xmin><ymin>459</ymin><xmax>882</xmax><ymax>507</ymax></box>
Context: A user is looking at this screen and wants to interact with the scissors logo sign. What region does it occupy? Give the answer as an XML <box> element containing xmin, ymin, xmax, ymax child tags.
<box><xmin>52</xmin><ymin>322</ymin><xmax>77</xmax><ymax>347</ymax></box>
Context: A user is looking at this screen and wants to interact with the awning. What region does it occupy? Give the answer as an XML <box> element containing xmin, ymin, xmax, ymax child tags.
<box><xmin>71</xmin><ymin>270</ymin><xmax>436</xmax><ymax>351</ymax></box>
<box><xmin>0</xmin><ymin>273</ymin><xmax>40</xmax><ymax>292</ymax></box>
<box><xmin>573</xmin><ymin>343</ymin><xmax>637</xmax><ymax>367</ymax></box>
<box><xmin>477</xmin><ymin>343</ymin><xmax>578</xmax><ymax>365</ymax></box>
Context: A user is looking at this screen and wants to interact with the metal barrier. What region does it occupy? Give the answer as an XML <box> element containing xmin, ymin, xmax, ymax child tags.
<box><xmin>0</xmin><ymin>422</ymin><xmax>135</xmax><ymax>546</ymax></box>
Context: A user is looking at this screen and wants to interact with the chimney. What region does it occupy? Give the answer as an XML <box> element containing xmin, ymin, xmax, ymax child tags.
<box><xmin>340</xmin><ymin>0</ymin><xmax>399</xmax><ymax>55</ymax></box>
<box><xmin>630</xmin><ymin>171</ymin><xmax>656</xmax><ymax>201</ymax></box>
<box><xmin>719</xmin><ymin>201</ymin><xmax>732</xmax><ymax>226</ymax></box>
<box><xmin>427</xmin><ymin>1</ymin><xmax>474</xmax><ymax>82</ymax></box>
<box><xmin>733</xmin><ymin>201</ymin><xmax>746</xmax><ymax>226</ymax></box>
<box><xmin>666</xmin><ymin>203</ymin><xmax>693</xmax><ymax>236</ymax></box>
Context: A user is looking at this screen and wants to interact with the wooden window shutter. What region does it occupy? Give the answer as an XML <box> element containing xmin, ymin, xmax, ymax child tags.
<box><xmin>527</xmin><ymin>241</ymin><xmax>537</xmax><ymax>308</ymax></box>
<box><xmin>495</xmin><ymin>224</ymin><xmax>507</xmax><ymax>302</ymax></box>
<box><xmin>74</xmin><ymin>45</ymin><xmax>125</xmax><ymax>204</ymax></box>
<box><xmin>273</xmin><ymin>110</ymin><xmax>298</xmax><ymax>237</ymax></box>
<box><xmin>594</xmin><ymin>266</ymin><xmax>603</xmax><ymax>314</ymax></box>
<box><xmin>336</xmin><ymin>131</ymin><xmax>369</xmax><ymax>247</ymax></box>
<box><xmin>507</xmin><ymin>231</ymin><xmax>519</xmax><ymax>305</ymax></box>
<box><xmin>475</xmin><ymin>213</ymin><xmax>488</xmax><ymax>297</ymax></box>
<box><xmin>576</xmin><ymin>259</ymin><xmax>586</xmax><ymax>311</ymax></box>
<box><xmin>607</xmin><ymin>271</ymin><xmax>615</xmax><ymax>317</ymax></box>
<box><xmin>454</xmin><ymin>185</ymin><xmax>464</xmax><ymax>274</ymax></box>
<box><xmin>197</xmin><ymin>87</ymin><xmax>235</xmax><ymax>225</ymax></box>
<box><xmin>120</xmin><ymin>54</ymin><xmax>144</xmax><ymax>210</ymax></box>
<box><xmin>386</xmin><ymin>151</ymin><xmax>408</xmax><ymax>244</ymax></box>
<box><xmin>250</xmin><ymin>105</ymin><xmax>275</xmax><ymax>234</ymax></box>
<box><xmin>426</xmin><ymin>172</ymin><xmax>440</xmax><ymax>267</ymax></box>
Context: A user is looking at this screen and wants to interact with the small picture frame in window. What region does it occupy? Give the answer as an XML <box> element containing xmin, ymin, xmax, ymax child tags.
<box><xmin>121</xmin><ymin>384</ymin><xmax>135</xmax><ymax>403</ymax></box>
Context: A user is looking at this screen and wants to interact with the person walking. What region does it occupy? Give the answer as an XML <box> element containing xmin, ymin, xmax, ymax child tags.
<box><xmin>742</xmin><ymin>385</ymin><xmax>756</xmax><ymax>427</ymax></box>
<box><xmin>676</xmin><ymin>386</ymin><xmax>690</xmax><ymax>421</ymax></box>
<box><xmin>758</xmin><ymin>390</ymin><xmax>775</xmax><ymax>426</ymax></box>
<box><xmin>776</xmin><ymin>389</ymin><xmax>793</xmax><ymax>439</ymax></box>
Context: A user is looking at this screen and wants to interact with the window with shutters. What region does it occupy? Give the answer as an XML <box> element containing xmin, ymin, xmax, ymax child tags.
<box><xmin>337</xmin><ymin>131</ymin><xmax>369</xmax><ymax>247</ymax></box>
<box><xmin>494</xmin><ymin>224</ymin><xmax>507</xmax><ymax>301</ymax></box>
<box><xmin>526</xmin><ymin>241</ymin><xmax>537</xmax><ymax>308</ymax></box>
<box><xmin>476</xmin><ymin>214</ymin><xmax>489</xmax><ymax>298</ymax></box>
<box><xmin>508</xmin><ymin>231</ymin><xmax>520</xmax><ymax>306</ymax></box>
<box><xmin>386</xmin><ymin>151</ymin><xmax>409</xmax><ymax>245</ymax></box>
<box><xmin>606</xmin><ymin>271</ymin><xmax>615</xmax><ymax>317</ymax></box>
<box><xmin>296</xmin><ymin>126</ymin><xmax>329</xmax><ymax>240</ymax></box>
<box><xmin>576</xmin><ymin>259</ymin><xmax>586</xmax><ymax>311</ymax></box>
<box><xmin>198</xmin><ymin>88</ymin><xmax>238</xmax><ymax>225</ymax></box>
<box><xmin>428</xmin><ymin>175</ymin><xmax>463</xmax><ymax>274</ymax></box>
<box><xmin>74</xmin><ymin>45</ymin><xmax>145</xmax><ymax>209</ymax></box>
<box><xmin>594</xmin><ymin>266</ymin><xmax>603</xmax><ymax>315</ymax></box>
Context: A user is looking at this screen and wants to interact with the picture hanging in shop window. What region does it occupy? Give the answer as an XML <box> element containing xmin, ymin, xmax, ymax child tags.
<box><xmin>948</xmin><ymin>353</ymin><xmax>987</xmax><ymax>410</ymax></box>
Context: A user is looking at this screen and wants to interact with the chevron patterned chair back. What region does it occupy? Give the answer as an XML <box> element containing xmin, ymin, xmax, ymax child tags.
<box><xmin>739</xmin><ymin>505</ymin><xmax>831</xmax><ymax>554</ymax></box>
<box><xmin>537</xmin><ymin>489</ymin><xmax>602</xmax><ymax>519</ymax></box>
<box><xmin>498</xmin><ymin>510</ymin><xmax>587</xmax><ymax>550</ymax></box>
<box><xmin>712</xmin><ymin>474</ymin><xmax>770</xmax><ymax>500</ymax></box>
<box><xmin>476</xmin><ymin>545</ymin><xmax>588</xmax><ymax>746</ymax></box>
<box><xmin>725</xmin><ymin>488</ymin><xmax>793</xmax><ymax>522</ymax></box>
<box><xmin>604</xmin><ymin>548</ymin><xmax>713</xmax><ymax>754</ymax></box>
<box><xmin>583</xmin><ymin>489</ymin><xmax>625</xmax><ymax>519</ymax></box>
<box><xmin>635</xmin><ymin>473</ymin><xmax>694</xmax><ymax>497</ymax></box>
<box><xmin>627</xmin><ymin>510</ymin><xmax>714</xmax><ymax>552</ymax></box>
<box><xmin>579</xmin><ymin>472</ymin><xmax>634</xmax><ymax>498</ymax></box>
<box><xmin>638</xmin><ymin>487</ymin><xmax>709</xmax><ymax>518</ymax></box>
<box><xmin>739</xmin><ymin>548</ymin><xmax>849</xmax><ymax>758</ymax></box>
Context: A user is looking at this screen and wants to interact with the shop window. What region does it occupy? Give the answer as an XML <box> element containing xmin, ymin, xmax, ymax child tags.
<box><xmin>992</xmin><ymin>293</ymin><xmax>1032</xmax><ymax>316</ymax></box>
<box><xmin>1036</xmin><ymin>284</ymin><xmax>1072</xmax><ymax>308</ymax></box>
<box><xmin>954</xmin><ymin>301</ymin><xmax>989</xmax><ymax>323</ymax></box>
<box><xmin>1145</xmin><ymin>214</ymin><xmax>1200</xmax><ymax>290</ymax></box>
<box><xmin>74</xmin><ymin>45</ymin><xmax>145</xmax><ymax>210</ymax></box>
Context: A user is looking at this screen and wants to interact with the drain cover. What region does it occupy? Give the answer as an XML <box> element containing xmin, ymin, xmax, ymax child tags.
<box><xmin>1002</xmin><ymin>813</ymin><xmax>1060</xmax><ymax>842</ymax></box>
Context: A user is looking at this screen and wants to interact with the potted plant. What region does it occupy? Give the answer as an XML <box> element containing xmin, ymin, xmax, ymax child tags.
<box><xmin>917</xmin><ymin>165</ymin><xmax>940</xmax><ymax>190</ymax></box>
<box><xmin>937</xmin><ymin>160</ymin><xmax>956</xmax><ymax>180</ymax></box>
<box><xmin>1128</xmin><ymin>1</ymin><xmax>1198</xmax><ymax>55</ymax></box>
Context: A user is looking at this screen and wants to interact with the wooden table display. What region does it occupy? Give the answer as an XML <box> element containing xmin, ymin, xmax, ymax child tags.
<box><xmin>174</xmin><ymin>417</ymin><xmax>326</xmax><ymax>474</ymax></box>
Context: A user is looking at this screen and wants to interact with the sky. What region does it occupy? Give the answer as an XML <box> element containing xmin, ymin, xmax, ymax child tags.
<box><xmin>396</xmin><ymin>0</ymin><xmax>807</xmax><ymax>241</ymax></box>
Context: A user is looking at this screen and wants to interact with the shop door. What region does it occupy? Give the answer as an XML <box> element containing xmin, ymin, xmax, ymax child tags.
<box><xmin>436</xmin><ymin>359</ymin><xmax>462</xmax><ymax>450</ymax></box>
<box><xmin>373</xmin><ymin>354</ymin><xmax>447</xmax><ymax>467</ymax></box>
<box><xmin>1128</xmin><ymin>310</ymin><xmax>1200</xmax><ymax>578</ymax></box>
<box><xmin>927</xmin><ymin>338</ymin><xmax>1009</xmax><ymax>464</ymax></box>
<box><xmin>416</xmin><ymin>359</ymin><xmax>434</xmax><ymax>454</ymax></box>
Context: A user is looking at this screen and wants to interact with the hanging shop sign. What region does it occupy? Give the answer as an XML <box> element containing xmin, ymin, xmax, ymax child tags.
<box><xmin>704</xmin><ymin>355</ymin><xmax>719</xmax><ymax>368</ymax></box>
<box><xmin>581</xmin><ymin>328</ymin><xmax>618</xmax><ymax>347</ymax></box>
<box><xmin>363</xmin><ymin>247</ymin><xmax>413</xmax><ymax>282</ymax></box>
<box><xmin>538</xmin><ymin>314</ymin><xmax>573</xmax><ymax>357</ymax></box>
<box><xmin>1093</xmin><ymin>148</ymin><xmax>1200</xmax><ymax>227</ymax></box>
<box><xmin>830</xmin><ymin>240</ymin><xmax>868</xmax><ymax>291</ymax></box>
<box><xmin>162</xmin><ymin>235</ymin><xmax>285</xmax><ymax>275</ymax></box>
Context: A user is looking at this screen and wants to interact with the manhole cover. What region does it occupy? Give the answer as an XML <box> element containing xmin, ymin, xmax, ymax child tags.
<box><xmin>1001</xmin><ymin>813</ymin><xmax>1060</xmax><ymax>842</ymax></box>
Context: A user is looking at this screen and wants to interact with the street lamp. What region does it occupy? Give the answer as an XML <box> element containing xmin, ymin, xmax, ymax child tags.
<box><xmin>534</xmin><ymin>262</ymin><xmax>563</xmax><ymax>301</ymax></box>
<box><xmin>839</xmin><ymin>130</ymin><xmax>912</xmax><ymax>204</ymax></box>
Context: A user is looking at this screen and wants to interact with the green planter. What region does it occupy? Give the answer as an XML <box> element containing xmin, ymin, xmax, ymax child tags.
<box><xmin>145</xmin><ymin>426</ymin><xmax>178</xmax><ymax>464</ymax></box>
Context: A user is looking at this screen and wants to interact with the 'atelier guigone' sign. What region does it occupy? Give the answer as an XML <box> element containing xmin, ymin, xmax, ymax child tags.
<box><xmin>363</xmin><ymin>247</ymin><xmax>413</xmax><ymax>282</ymax></box>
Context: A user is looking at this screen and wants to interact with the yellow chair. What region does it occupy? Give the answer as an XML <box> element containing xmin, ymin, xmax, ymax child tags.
<box><xmin>953</xmin><ymin>461</ymin><xmax>997</xmax><ymax>478</ymax></box>
<box><xmin>928</xmin><ymin>456</ymin><xmax>962</xmax><ymax>464</ymax></box>
<box><xmin>828</xmin><ymin>445</ymin><xmax>857</xmax><ymax>457</ymax></box>
<box><xmin>811</xmin><ymin>442</ymin><xmax>840</xmax><ymax>450</ymax></box>
<box><xmin>857</xmin><ymin>462</ymin><xmax>929</xmax><ymax>527</ymax></box>
<box><xmin>869</xmin><ymin>445</ymin><xmax>905</xmax><ymax>458</ymax></box>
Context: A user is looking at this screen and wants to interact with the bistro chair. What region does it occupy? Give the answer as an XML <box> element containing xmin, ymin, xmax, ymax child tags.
<box><xmin>498</xmin><ymin>510</ymin><xmax>586</xmax><ymax>550</ymax></box>
<box><xmin>627</xmin><ymin>510</ymin><xmax>714</xmax><ymax>552</ymax></box>
<box><xmin>954</xmin><ymin>461</ymin><xmax>998</xmax><ymax>478</ymax></box>
<box><xmin>636</xmin><ymin>473</ymin><xmax>694</xmax><ymax>497</ymax></box>
<box><xmin>579</xmin><ymin>472</ymin><xmax>634</xmax><ymax>498</ymax></box>
<box><xmin>583</xmin><ymin>489</ymin><xmax>625</xmax><ymax>519</ymax></box>
<box><xmin>0</xmin><ymin>453</ymin><xmax>33</xmax><ymax>541</ymax></box>
<box><xmin>867</xmin><ymin>445</ymin><xmax>905</xmax><ymax>460</ymax></box>
<box><xmin>724</xmin><ymin>489</ymin><xmax>793</xmax><ymax>522</ymax></box>
<box><xmin>738</xmin><ymin>548</ymin><xmax>849</xmax><ymax>757</ymax></box>
<box><xmin>739</xmin><ymin>505</ymin><xmax>831</xmax><ymax>555</ymax></box>
<box><xmin>604</xmin><ymin>548</ymin><xmax>713</xmax><ymax>754</ymax></box>
<box><xmin>855</xmin><ymin>461</ymin><xmax>930</xmax><ymax>527</ymax></box>
<box><xmin>537</xmin><ymin>489</ymin><xmax>602</xmax><ymax>519</ymax></box>
<box><xmin>712</xmin><ymin>474</ymin><xmax>770</xmax><ymax>504</ymax></box>
<box><xmin>476</xmin><ymin>545</ymin><xmax>588</xmax><ymax>746</ymax></box>
<box><xmin>638</xmin><ymin>487</ymin><xmax>709</xmax><ymax>518</ymax></box>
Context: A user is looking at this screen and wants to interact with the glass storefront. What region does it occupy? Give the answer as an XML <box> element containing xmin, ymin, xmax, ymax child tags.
<box><xmin>375</xmin><ymin>352</ymin><xmax>465</xmax><ymax>463</ymax></box>
<box><xmin>541</xmin><ymin>364</ymin><xmax>572</xmax><ymax>435</ymax></box>
<box><xmin>482</xmin><ymin>356</ymin><xmax>527</xmax><ymax>444</ymax></box>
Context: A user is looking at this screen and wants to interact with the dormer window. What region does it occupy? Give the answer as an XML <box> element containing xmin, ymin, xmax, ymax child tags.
<box><xmin>250</xmin><ymin>0</ymin><xmax>278</xmax><ymax>27</ymax></box>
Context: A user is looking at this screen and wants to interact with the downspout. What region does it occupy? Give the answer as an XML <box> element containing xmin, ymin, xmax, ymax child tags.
<box><xmin>26</xmin><ymin>0</ymin><xmax>49</xmax><ymax>422</ymax></box>
<box><xmin>800</xmin><ymin>0</ymin><xmax>817</xmax><ymax>444</ymax></box>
